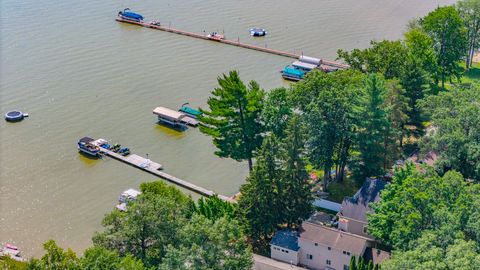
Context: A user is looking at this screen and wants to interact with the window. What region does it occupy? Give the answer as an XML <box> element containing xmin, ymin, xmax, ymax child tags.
<box><xmin>347</xmin><ymin>252</ymin><xmax>351</xmax><ymax>256</ymax></box>
<box><xmin>307</xmin><ymin>254</ymin><xmax>313</xmax><ymax>260</ymax></box>
<box><xmin>363</xmin><ymin>226</ymin><xmax>368</xmax><ymax>234</ymax></box>
<box><xmin>315</xmin><ymin>243</ymin><xmax>318</xmax><ymax>246</ymax></box>
<box><xmin>285</xmin><ymin>250</ymin><xmax>289</xmax><ymax>253</ymax></box>
<box><xmin>344</xmin><ymin>265</ymin><xmax>349</xmax><ymax>270</ymax></box>
<box><xmin>326</xmin><ymin>260</ymin><xmax>331</xmax><ymax>265</ymax></box>
<box><xmin>343</xmin><ymin>251</ymin><xmax>351</xmax><ymax>256</ymax></box>
<box><xmin>328</xmin><ymin>247</ymin><xmax>331</xmax><ymax>250</ymax></box>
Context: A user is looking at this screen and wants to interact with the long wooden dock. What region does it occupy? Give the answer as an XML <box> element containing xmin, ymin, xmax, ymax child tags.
<box><xmin>98</xmin><ymin>147</ymin><xmax>235</xmax><ymax>203</ymax></box>
<box><xmin>115</xmin><ymin>17</ymin><xmax>349</xmax><ymax>69</ymax></box>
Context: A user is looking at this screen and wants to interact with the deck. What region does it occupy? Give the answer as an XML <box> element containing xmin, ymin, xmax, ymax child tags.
<box><xmin>98</xmin><ymin>146</ymin><xmax>235</xmax><ymax>203</ymax></box>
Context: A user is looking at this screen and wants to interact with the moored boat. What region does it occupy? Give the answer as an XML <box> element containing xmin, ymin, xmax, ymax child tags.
<box><xmin>207</xmin><ymin>32</ymin><xmax>225</xmax><ymax>40</ymax></box>
<box><xmin>77</xmin><ymin>137</ymin><xmax>101</xmax><ymax>156</ymax></box>
<box><xmin>250</xmin><ymin>28</ymin><xmax>267</xmax><ymax>36</ymax></box>
<box><xmin>281</xmin><ymin>66</ymin><xmax>305</xmax><ymax>81</ymax></box>
<box><xmin>179</xmin><ymin>104</ymin><xmax>203</xmax><ymax>119</ymax></box>
<box><xmin>118</xmin><ymin>8</ymin><xmax>144</xmax><ymax>22</ymax></box>
<box><xmin>0</xmin><ymin>244</ymin><xmax>26</xmax><ymax>262</ymax></box>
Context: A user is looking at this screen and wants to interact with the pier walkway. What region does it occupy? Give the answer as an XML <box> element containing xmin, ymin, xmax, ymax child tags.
<box><xmin>116</xmin><ymin>17</ymin><xmax>349</xmax><ymax>69</ymax></box>
<box><xmin>98</xmin><ymin>147</ymin><xmax>235</xmax><ymax>203</ymax></box>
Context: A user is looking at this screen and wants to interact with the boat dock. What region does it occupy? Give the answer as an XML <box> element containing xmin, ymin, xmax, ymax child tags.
<box><xmin>115</xmin><ymin>17</ymin><xmax>349</xmax><ymax>70</ymax></box>
<box><xmin>98</xmin><ymin>145</ymin><xmax>235</xmax><ymax>203</ymax></box>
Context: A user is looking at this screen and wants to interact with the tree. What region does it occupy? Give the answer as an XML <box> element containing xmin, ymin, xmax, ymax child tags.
<box><xmin>457</xmin><ymin>0</ymin><xmax>480</xmax><ymax>69</ymax></box>
<box><xmin>384</xmin><ymin>79</ymin><xmax>409</xmax><ymax>158</ymax></box>
<box><xmin>159</xmin><ymin>215</ymin><xmax>253</xmax><ymax>270</ymax></box>
<box><xmin>420</xmin><ymin>85</ymin><xmax>480</xmax><ymax>181</ymax></box>
<box><xmin>349</xmin><ymin>256</ymin><xmax>357</xmax><ymax>270</ymax></box>
<box><xmin>400</xmin><ymin>56</ymin><xmax>430</xmax><ymax>136</ymax></box>
<box><xmin>422</xmin><ymin>6</ymin><xmax>468</xmax><ymax>87</ymax></box>
<box><xmin>238</xmin><ymin>136</ymin><xmax>283</xmax><ymax>248</ymax></box>
<box><xmin>404</xmin><ymin>28</ymin><xmax>438</xmax><ymax>79</ymax></box>
<box><xmin>280</xmin><ymin>115</ymin><xmax>314</xmax><ymax>228</ymax></box>
<box><xmin>93</xmin><ymin>187</ymin><xmax>193</xmax><ymax>267</ymax></box>
<box><xmin>381</xmin><ymin>232</ymin><xmax>480</xmax><ymax>269</ymax></box>
<box><xmin>368</xmin><ymin>164</ymin><xmax>472</xmax><ymax>250</ymax></box>
<box><xmin>80</xmin><ymin>246</ymin><xmax>145</xmax><ymax>270</ymax></box>
<box><xmin>337</xmin><ymin>40</ymin><xmax>408</xmax><ymax>79</ymax></box>
<box><xmin>261</xmin><ymin>87</ymin><xmax>292</xmax><ymax>137</ymax></box>
<box><xmin>293</xmin><ymin>70</ymin><xmax>364</xmax><ymax>188</ymax></box>
<box><xmin>353</xmin><ymin>74</ymin><xmax>390</xmax><ymax>179</ymax></box>
<box><xmin>27</xmin><ymin>240</ymin><xmax>80</xmax><ymax>270</ymax></box>
<box><xmin>195</xmin><ymin>195</ymin><xmax>237</xmax><ymax>221</ymax></box>
<box><xmin>199</xmin><ymin>71</ymin><xmax>265</xmax><ymax>171</ymax></box>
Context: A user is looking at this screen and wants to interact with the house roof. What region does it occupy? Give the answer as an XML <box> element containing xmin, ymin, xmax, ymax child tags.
<box><xmin>299</xmin><ymin>222</ymin><xmax>368</xmax><ymax>255</ymax></box>
<box><xmin>270</xmin><ymin>230</ymin><xmax>300</xmax><ymax>251</ymax></box>
<box><xmin>363</xmin><ymin>247</ymin><xmax>391</xmax><ymax>265</ymax></box>
<box><xmin>338</xmin><ymin>178</ymin><xmax>387</xmax><ymax>222</ymax></box>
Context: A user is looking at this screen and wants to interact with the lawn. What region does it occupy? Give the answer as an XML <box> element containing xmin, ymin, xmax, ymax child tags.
<box><xmin>461</xmin><ymin>62</ymin><xmax>480</xmax><ymax>84</ymax></box>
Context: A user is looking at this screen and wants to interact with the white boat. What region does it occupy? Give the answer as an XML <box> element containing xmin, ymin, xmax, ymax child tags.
<box><xmin>116</xmin><ymin>188</ymin><xmax>141</xmax><ymax>212</ymax></box>
<box><xmin>0</xmin><ymin>244</ymin><xmax>26</xmax><ymax>262</ymax></box>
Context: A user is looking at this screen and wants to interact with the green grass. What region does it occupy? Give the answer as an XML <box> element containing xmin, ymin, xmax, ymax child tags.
<box><xmin>461</xmin><ymin>62</ymin><xmax>480</xmax><ymax>84</ymax></box>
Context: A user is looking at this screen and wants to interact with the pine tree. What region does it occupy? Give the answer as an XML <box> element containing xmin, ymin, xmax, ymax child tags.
<box><xmin>354</xmin><ymin>74</ymin><xmax>390</xmax><ymax>179</ymax></box>
<box><xmin>199</xmin><ymin>70</ymin><xmax>265</xmax><ymax>171</ymax></box>
<box><xmin>281</xmin><ymin>115</ymin><xmax>314</xmax><ymax>228</ymax></box>
<box><xmin>400</xmin><ymin>56</ymin><xmax>430</xmax><ymax>137</ymax></box>
<box><xmin>238</xmin><ymin>136</ymin><xmax>283</xmax><ymax>248</ymax></box>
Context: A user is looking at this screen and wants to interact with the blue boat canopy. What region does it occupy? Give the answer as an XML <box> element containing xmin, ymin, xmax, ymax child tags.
<box><xmin>119</xmin><ymin>8</ymin><xmax>144</xmax><ymax>20</ymax></box>
<box><xmin>282</xmin><ymin>66</ymin><xmax>304</xmax><ymax>77</ymax></box>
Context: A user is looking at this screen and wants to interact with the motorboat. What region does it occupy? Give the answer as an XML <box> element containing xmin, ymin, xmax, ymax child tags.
<box><xmin>77</xmin><ymin>137</ymin><xmax>101</xmax><ymax>156</ymax></box>
<box><xmin>250</xmin><ymin>28</ymin><xmax>267</xmax><ymax>36</ymax></box>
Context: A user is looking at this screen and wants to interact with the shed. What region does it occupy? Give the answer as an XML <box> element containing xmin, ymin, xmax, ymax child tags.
<box><xmin>270</xmin><ymin>230</ymin><xmax>300</xmax><ymax>265</ymax></box>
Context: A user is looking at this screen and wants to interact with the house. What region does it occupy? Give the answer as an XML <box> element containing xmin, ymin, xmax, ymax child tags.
<box><xmin>270</xmin><ymin>230</ymin><xmax>300</xmax><ymax>265</ymax></box>
<box><xmin>270</xmin><ymin>217</ymin><xmax>389</xmax><ymax>270</ymax></box>
<box><xmin>298</xmin><ymin>221</ymin><xmax>371</xmax><ymax>270</ymax></box>
<box><xmin>337</xmin><ymin>178</ymin><xmax>387</xmax><ymax>238</ymax></box>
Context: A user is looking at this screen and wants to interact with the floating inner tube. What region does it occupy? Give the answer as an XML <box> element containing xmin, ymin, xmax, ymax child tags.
<box><xmin>5</xmin><ymin>110</ymin><xmax>25</xmax><ymax>122</ymax></box>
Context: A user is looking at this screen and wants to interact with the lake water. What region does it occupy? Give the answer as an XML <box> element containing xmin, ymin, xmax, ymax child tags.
<box><xmin>0</xmin><ymin>0</ymin><xmax>455</xmax><ymax>257</ymax></box>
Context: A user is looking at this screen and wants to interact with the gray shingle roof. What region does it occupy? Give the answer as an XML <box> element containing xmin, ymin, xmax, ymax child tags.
<box><xmin>270</xmin><ymin>230</ymin><xmax>300</xmax><ymax>251</ymax></box>
<box><xmin>299</xmin><ymin>222</ymin><xmax>368</xmax><ymax>255</ymax></box>
<box><xmin>338</xmin><ymin>178</ymin><xmax>387</xmax><ymax>222</ymax></box>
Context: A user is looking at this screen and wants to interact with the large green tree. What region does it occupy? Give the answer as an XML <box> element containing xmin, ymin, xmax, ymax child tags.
<box><xmin>159</xmin><ymin>215</ymin><xmax>253</xmax><ymax>270</ymax></box>
<box><xmin>337</xmin><ymin>40</ymin><xmax>408</xmax><ymax>79</ymax></box>
<box><xmin>404</xmin><ymin>27</ymin><xmax>438</xmax><ymax>78</ymax></box>
<box><xmin>293</xmin><ymin>70</ymin><xmax>364</xmax><ymax>187</ymax></box>
<box><xmin>368</xmin><ymin>164</ymin><xmax>473</xmax><ymax>250</ymax></box>
<box><xmin>353</xmin><ymin>74</ymin><xmax>390</xmax><ymax>179</ymax></box>
<box><xmin>382</xmin><ymin>232</ymin><xmax>480</xmax><ymax>269</ymax></box>
<box><xmin>238</xmin><ymin>136</ymin><xmax>283</xmax><ymax>248</ymax></box>
<box><xmin>93</xmin><ymin>182</ymin><xmax>193</xmax><ymax>267</ymax></box>
<box><xmin>80</xmin><ymin>246</ymin><xmax>145</xmax><ymax>270</ymax></box>
<box><xmin>457</xmin><ymin>0</ymin><xmax>480</xmax><ymax>69</ymax></box>
<box><xmin>260</xmin><ymin>87</ymin><xmax>292</xmax><ymax>138</ymax></box>
<box><xmin>27</xmin><ymin>240</ymin><xmax>80</xmax><ymax>270</ymax></box>
<box><xmin>280</xmin><ymin>115</ymin><xmax>314</xmax><ymax>228</ymax></box>
<box><xmin>422</xmin><ymin>6</ymin><xmax>468</xmax><ymax>87</ymax></box>
<box><xmin>400</xmin><ymin>56</ymin><xmax>430</xmax><ymax>136</ymax></box>
<box><xmin>420</xmin><ymin>85</ymin><xmax>480</xmax><ymax>181</ymax></box>
<box><xmin>199</xmin><ymin>71</ymin><xmax>265</xmax><ymax>171</ymax></box>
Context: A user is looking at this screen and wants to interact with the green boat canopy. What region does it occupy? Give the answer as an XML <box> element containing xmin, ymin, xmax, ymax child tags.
<box><xmin>180</xmin><ymin>106</ymin><xmax>203</xmax><ymax>116</ymax></box>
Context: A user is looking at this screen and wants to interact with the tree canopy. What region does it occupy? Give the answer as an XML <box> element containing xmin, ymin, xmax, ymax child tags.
<box><xmin>199</xmin><ymin>70</ymin><xmax>265</xmax><ymax>171</ymax></box>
